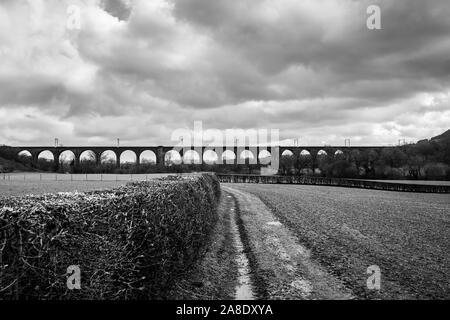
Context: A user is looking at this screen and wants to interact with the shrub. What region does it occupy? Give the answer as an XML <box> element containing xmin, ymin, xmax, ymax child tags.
<box><xmin>0</xmin><ymin>174</ymin><xmax>221</xmax><ymax>299</ymax></box>
<box><xmin>424</xmin><ymin>163</ymin><xmax>449</xmax><ymax>180</ymax></box>
<box><xmin>390</xmin><ymin>167</ymin><xmax>405</xmax><ymax>179</ymax></box>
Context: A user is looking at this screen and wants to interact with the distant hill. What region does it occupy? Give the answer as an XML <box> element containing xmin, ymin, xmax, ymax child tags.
<box><xmin>0</xmin><ymin>156</ymin><xmax>33</xmax><ymax>173</ymax></box>
<box><xmin>0</xmin><ymin>145</ymin><xmax>36</xmax><ymax>172</ymax></box>
<box><xmin>430</xmin><ymin>129</ymin><xmax>450</xmax><ymax>143</ymax></box>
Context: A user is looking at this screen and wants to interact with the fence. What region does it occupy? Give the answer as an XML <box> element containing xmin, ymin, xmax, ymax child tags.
<box><xmin>1</xmin><ymin>173</ymin><xmax>170</xmax><ymax>182</ymax></box>
<box><xmin>3</xmin><ymin>173</ymin><xmax>450</xmax><ymax>193</ymax></box>
<box><xmin>217</xmin><ymin>174</ymin><xmax>450</xmax><ymax>193</ymax></box>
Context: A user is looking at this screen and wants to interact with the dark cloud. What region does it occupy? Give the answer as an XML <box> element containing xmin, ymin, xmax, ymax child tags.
<box><xmin>101</xmin><ymin>0</ymin><xmax>132</xmax><ymax>21</ymax></box>
<box><xmin>0</xmin><ymin>0</ymin><xmax>449</xmax><ymax>146</ymax></box>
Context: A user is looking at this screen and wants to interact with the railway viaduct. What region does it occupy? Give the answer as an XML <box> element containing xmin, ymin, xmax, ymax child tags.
<box><xmin>9</xmin><ymin>145</ymin><xmax>392</xmax><ymax>171</ymax></box>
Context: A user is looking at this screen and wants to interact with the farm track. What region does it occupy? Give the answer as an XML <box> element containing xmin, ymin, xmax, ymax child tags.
<box><xmin>169</xmin><ymin>191</ymin><xmax>262</xmax><ymax>300</ymax></box>
<box><xmin>168</xmin><ymin>192</ymin><xmax>239</xmax><ymax>300</ymax></box>
<box><xmin>223</xmin><ymin>186</ymin><xmax>354</xmax><ymax>300</ymax></box>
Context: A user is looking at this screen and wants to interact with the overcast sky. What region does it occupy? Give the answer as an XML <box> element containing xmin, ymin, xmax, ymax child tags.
<box><xmin>0</xmin><ymin>0</ymin><xmax>449</xmax><ymax>147</ymax></box>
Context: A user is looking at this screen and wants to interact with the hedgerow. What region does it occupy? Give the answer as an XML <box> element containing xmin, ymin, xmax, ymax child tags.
<box><xmin>0</xmin><ymin>174</ymin><xmax>221</xmax><ymax>299</ymax></box>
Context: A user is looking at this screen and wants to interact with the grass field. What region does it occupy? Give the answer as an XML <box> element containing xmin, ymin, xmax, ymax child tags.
<box><xmin>227</xmin><ymin>183</ymin><xmax>450</xmax><ymax>299</ymax></box>
<box><xmin>0</xmin><ymin>173</ymin><xmax>170</xmax><ymax>197</ymax></box>
<box><xmin>362</xmin><ymin>179</ymin><xmax>450</xmax><ymax>186</ymax></box>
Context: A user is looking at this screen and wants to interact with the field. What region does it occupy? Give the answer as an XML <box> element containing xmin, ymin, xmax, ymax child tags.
<box><xmin>226</xmin><ymin>183</ymin><xmax>450</xmax><ymax>299</ymax></box>
<box><xmin>1</xmin><ymin>174</ymin><xmax>449</xmax><ymax>299</ymax></box>
<box><xmin>362</xmin><ymin>179</ymin><xmax>450</xmax><ymax>186</ymax></box>
<box><xmin>0</xmin><ymin>173</ymin><xmax>170</xmax><ymax>197</ymax></box>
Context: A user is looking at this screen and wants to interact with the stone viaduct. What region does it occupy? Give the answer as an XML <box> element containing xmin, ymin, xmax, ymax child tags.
<box><xmin>10</xmin><ymin>145</ymin><xmax>392</xmax><ymax>171</ymax></box>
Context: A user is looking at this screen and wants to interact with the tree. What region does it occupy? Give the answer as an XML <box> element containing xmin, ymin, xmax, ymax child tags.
<box><xmin>407</xmin><ymin>154</ymin><xmax>426</xmax><ymax>179</ymax></box>
<box><xmin>414</xmin><ymin>140</ymin><xmax>435</xmax><ymax>161</ymax></box>
<box><xmin>317</xmin><ymin>153</ymin><xmax>331</xmax><ymax>176</ymax></box>
<box><xmin>296</xmin><ymin>154</ymin><xmax>312</xmax><ymax>175</ymax></box>
<box><xmin>379</xmin><ymin>148</ymin><xmax>407</xmax><ymax>176</ymax></box>
<box><xmin>280</xmin><ymin>155</ymin><xmax>295</xmax><ymax>175</ymax></box>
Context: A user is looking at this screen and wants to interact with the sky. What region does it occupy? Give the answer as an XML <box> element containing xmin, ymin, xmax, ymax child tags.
<box><xmin>0</xmin><ymin>0</ymin><xmax>449</xmax><ymax>148</ymax></box>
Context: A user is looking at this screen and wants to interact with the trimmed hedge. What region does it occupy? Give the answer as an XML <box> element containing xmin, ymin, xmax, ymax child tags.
<box><xmin>0</xmin><ymin>174</ymin><xmax>221</xmax><ymax>299</ymax></box>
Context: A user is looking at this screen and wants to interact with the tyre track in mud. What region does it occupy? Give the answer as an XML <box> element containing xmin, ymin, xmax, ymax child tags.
<box><xmin>228</xmin><ymin>192</ymin><xmax>268</xmax><ymax>300</ymax></box>
<box><xmin>223</xmin><ymin>185</ymin><xmax>354</xmax><ymax>300</ymax></box>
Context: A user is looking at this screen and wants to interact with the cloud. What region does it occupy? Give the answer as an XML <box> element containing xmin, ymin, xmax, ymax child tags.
<box><xmin>101</xmin><ymin>0</ymin><xmax>132</xmax><ymax>21</ymax></box>
<box><xmin>0</xmin><ymin>0</ymin><xmax>449</xmax><ymax>146</ymax></box>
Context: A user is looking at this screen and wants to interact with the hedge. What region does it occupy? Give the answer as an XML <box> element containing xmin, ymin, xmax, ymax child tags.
<box><xmin>0</xmin><ymin>174</ymin><xmax>221</xmax><ymax>299</ymax></box>
<box><xmin>217</xmin><ymin>174</ymin><xmax>450</xmax><ymax>193</ymax></box>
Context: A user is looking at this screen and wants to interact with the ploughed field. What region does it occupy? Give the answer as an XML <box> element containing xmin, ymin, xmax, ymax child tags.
<box><xmin>227</xmin><ymin>183</ymin><xmax>450</xmax><ymax>299</ymax></box>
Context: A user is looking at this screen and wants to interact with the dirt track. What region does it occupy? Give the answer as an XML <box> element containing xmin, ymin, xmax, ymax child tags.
<box><xmin>223</xmin><ymin>186</ymin><xmax>354</xmax><ymax>300</ymax></box>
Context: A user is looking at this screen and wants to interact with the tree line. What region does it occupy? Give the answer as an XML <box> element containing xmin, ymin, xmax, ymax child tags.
<box><xmin>279</xmin><ymin>139</ymin><xmax>450</xmax><ymax>180</ymax></box>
